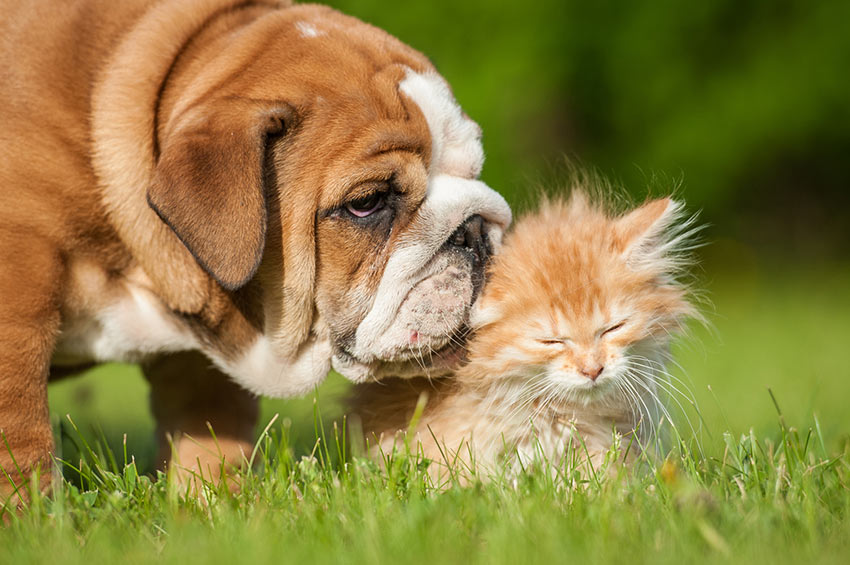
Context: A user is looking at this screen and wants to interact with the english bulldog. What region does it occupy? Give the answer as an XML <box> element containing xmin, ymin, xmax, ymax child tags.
<box><xmin>0</xmin><ymin>0</ymin><xmax>510</xmax><ymax>497</ymax></box>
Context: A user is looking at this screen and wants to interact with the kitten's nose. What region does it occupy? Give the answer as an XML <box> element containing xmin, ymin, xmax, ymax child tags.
<box><xmin>581</xmin><ymin>365</ymin><xmax>604</xmax><ymax>381</ymax></box>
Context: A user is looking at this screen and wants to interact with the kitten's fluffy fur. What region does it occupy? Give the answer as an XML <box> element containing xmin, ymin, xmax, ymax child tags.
<box><xmin>351</xmin><ymin>191</ymin><xmax>701</xmax><ymax>482</ymax></box>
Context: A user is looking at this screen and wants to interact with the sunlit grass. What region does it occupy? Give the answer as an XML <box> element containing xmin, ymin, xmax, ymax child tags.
<box><xmin>3</xmin><ymin>402</ymin><xmax>850</xmax><ymax>565</ymax></box>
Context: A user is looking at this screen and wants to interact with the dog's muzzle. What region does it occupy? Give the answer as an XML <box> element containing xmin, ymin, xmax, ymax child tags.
<box><xmin>334</xmin><ymin>176</ymin><xmax>511</xmax><ymax>382</ymax></box>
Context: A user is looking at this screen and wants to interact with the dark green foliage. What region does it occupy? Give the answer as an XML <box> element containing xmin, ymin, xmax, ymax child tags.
<box><xmin>326</xmin><ymin>0</ymin><xmax>850</xmax><ymax>255</ymax></box>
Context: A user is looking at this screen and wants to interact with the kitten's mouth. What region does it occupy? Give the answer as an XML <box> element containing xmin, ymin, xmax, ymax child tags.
<box><xmin>538</xmin><ymin>373</ymin><xmax>621</xmax><ymax>406</ymax></box>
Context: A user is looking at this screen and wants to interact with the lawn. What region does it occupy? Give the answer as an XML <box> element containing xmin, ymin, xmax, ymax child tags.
<box><xmin>3</xmin><ymin>258</ymin><xmax>850</xmax><ymax>563</ymax></box>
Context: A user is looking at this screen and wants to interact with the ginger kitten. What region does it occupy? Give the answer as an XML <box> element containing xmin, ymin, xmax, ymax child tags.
<box><xmin>351</xmin><ymin>191</ymin><xmax>701</xmax><ymax>482</ymax></box>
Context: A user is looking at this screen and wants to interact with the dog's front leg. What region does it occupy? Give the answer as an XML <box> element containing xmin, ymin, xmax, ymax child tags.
<box><xmin>143</xmin><ymin>351</ymin><xmax>258</xmax><ymax>492</ymax></box>
<box><xmin>0</xmin><ymin>233</ymin><xmax>62</xmax><ymax>510</ymax></box>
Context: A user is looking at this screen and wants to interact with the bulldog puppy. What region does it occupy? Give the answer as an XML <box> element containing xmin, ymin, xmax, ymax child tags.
<box><xmin>0</xmin><ymin>0</ymin><xmax>510</xmax><ymax>498</ymax></box>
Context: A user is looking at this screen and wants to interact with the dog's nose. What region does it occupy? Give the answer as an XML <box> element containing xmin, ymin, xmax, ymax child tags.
<box><xmin>447</xmin><ymin>215</ymin><xmax>489</xmax><ymax>264</ymax></box>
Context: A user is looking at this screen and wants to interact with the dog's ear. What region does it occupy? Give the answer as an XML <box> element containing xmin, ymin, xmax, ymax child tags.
<box><xmin>148</xmin><ymin>100</ymin><xmax>297</xmax><ymax>291</ymax></box>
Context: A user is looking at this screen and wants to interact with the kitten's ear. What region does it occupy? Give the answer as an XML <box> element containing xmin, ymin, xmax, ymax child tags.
<box><xmin>613</xmin><ymin>197</ymin><xmax>681</xmax><ymax>259</ymax></box>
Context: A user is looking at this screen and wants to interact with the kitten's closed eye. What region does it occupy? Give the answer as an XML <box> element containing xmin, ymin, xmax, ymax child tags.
<box><xmin>600</xmin><ymin>321</ymin><xmax>626</xmax><ymax>336</ymax></box>
<box><xmin>538</xmin><ymin>337</ymin><xmax>570</xmax><ymax>346</ymax></box>
<box><xmin>537</xmin><ymin>322</ymin><xmax>626</xmax><ymax>345</ymax></box>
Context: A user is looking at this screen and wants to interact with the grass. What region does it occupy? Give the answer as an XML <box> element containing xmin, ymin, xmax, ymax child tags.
<box><xmin>3</xmin><ymin>406</ymin><xmax>850</xmax><ymax>564</ymax></box>
<box><xmin>4</xmin><ymin>261</ymin><xmax>850</xmax><ymax>562</ymax></box>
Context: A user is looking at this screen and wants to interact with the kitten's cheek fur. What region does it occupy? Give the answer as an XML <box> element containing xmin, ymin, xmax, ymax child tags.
<box><xmin>468</xmin><ymin>297</ymin><xmax>502</xmax><ymax>329</ymax></box>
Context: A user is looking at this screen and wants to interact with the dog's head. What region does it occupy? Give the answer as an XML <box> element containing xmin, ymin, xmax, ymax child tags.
<box><xmin>145</xmin><ymin>5</ymin><xmax>511</xmax><ymax>395</ymax></box>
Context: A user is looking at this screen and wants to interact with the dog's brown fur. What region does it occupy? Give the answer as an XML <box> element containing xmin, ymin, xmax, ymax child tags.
<box><xmin>0</xmin><ymin>0</ymin><xmax>450</xmax><ymax>502</ymax></box>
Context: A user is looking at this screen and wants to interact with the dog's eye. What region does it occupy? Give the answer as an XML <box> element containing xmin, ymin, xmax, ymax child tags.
<box><xmin>345</xmin><ymin>193</ymin><xmax>385</xmax><ymax>218</ymax></box>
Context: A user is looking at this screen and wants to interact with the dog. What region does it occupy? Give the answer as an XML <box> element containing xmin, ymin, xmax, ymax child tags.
<box><xmin>0</xmin><ymin>0</ymin><xmax>511</xmax><ymax>497</ymax></box>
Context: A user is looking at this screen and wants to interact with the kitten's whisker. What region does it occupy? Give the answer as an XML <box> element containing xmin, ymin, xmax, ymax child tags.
<box><xmin>625</xmin><ymin>372</ymin><xmax>670</xmax><ymax>428</ymax></box>
<box><xmin>625</xmin><ymin>366</ymin><xmax>703</xmax><ymax>455</ymax></box>
<box><xmin>644</xmin><ymin>353</ymin><xmax>700</xmax><ymax>401</ymax></box>
<box><xmin>483</xmin><ymin>381</ymin><xmax>556</xmax><ymax>457</ymax></box>
<box><xmin>501</xmin><ymin>380</ymin><xmax>557</xmax><ymax>425</ymax></box>
<box><xmin>519</xmin><ymin>380</ymin><xmax>564</xmax><ymax>425</ymax></box>
<box><xmin>649</xmin><ymin>373</ymin><xmax>697</xmax><ymax>409</ymax></box>
<box><xmin>629</xmin><ymin>377</ymin><xmax>665</xmax><ymax>450</ymax></box>
<box><xmin>483</xmin><ymin>371</ymin><xmax>547</xmax><ymax>412</ymax></box>
<box><xmin>627</xmin><ymin>360</ymin><xmax>700</xmax><ymax>416</ymax></box>
<box><xmin>614</xmin><ymin>381</ymin><xmax>640</xmax><ymax>429</ymax></box>
<box><xmin>619</xmin><ymin>377</ymin><xmax>648</xmax><ymax>422</ymax></box>
<box><xmin>630</xmin><ymin>357</ymin><xmax>700</xmax><ymax>408</ymax></box>
<box><xmin>481</xmin><ymin>377</ymin><xmax>548</xmax><ymax>429</ymax></box>
<box><xmin>618</xmin><ymin>378</ymin><xmax>657</xmax><ymax>453</ymax></box>
<box><xmin>629</xmin><ymin>362</ymin><xmax>695</xmax><ymax>405</ymax></box>
<box><xmin>638</xmin><ymin>374</ymin><xmax>704</xmax><ymax>447</ymax></box>
<box><xmin>500</xmin><ymin>395</ymin><xmax>540</xmax><ymax>425</ymax></box>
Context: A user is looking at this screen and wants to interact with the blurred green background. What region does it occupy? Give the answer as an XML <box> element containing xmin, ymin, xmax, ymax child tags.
<box><xmin>50</xmin><ymin>0</ymin><xmax>850</xmax><ymax>472</ymax></box>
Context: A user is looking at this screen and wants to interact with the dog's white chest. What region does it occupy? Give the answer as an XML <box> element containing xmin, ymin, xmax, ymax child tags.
<box><xmin>52</xmin><ymin>263</ymin><xmax>196</xmax><ymax>365</ymax></box>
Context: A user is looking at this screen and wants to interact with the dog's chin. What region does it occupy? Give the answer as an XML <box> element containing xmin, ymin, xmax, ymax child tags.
<box><xmin>332</xmin><ymin>340</ymin><xmax>467</xmax><ymax>383</ymax></box>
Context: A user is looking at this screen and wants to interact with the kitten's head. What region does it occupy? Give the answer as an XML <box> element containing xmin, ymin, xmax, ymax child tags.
<box><xmin>460</xmin><ymin>191</ymin><xmax>700</xmax><ymax>408</ymax></box>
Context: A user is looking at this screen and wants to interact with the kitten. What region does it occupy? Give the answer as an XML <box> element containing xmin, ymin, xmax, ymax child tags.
<box><xmin>351</xmin><ymin>191</ymin><xmax>701</xmax><ymax>482</ymax></box>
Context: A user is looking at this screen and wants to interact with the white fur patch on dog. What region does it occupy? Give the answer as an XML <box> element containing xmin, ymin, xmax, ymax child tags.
<box><xmin>215</xmin><ymin>334</ymin><xmax>332</xmax><ymax>398</ymax></box>
<box><xmin>399</xmin><ymin>70</ymin><xmax>485</xmax><ymax>179</ymax></box>
<box><xmin>295</xmin><ymin>21</ymin><xmax>323</xmax><ymax>38</ymax></box>
<box><xmin>54</xmin><ymin>268</ymin><xmax>198</xmax><ymax>365</ymax></box>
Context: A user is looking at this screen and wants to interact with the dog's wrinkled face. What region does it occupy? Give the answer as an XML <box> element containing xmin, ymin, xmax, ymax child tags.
<box><xmin>315</xmin><ymin>70</ymin><xmax>511</xmax><ymax>382</ymax></box>
<box><xmin>276</xmin><ymin>63</ymin><xmax>510</xmax><ymax>384</ymax></box>
<box><xmin>148</xmin><ymin>5</ymin><xmax>510</xmax><ymax>395</ymax></box>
